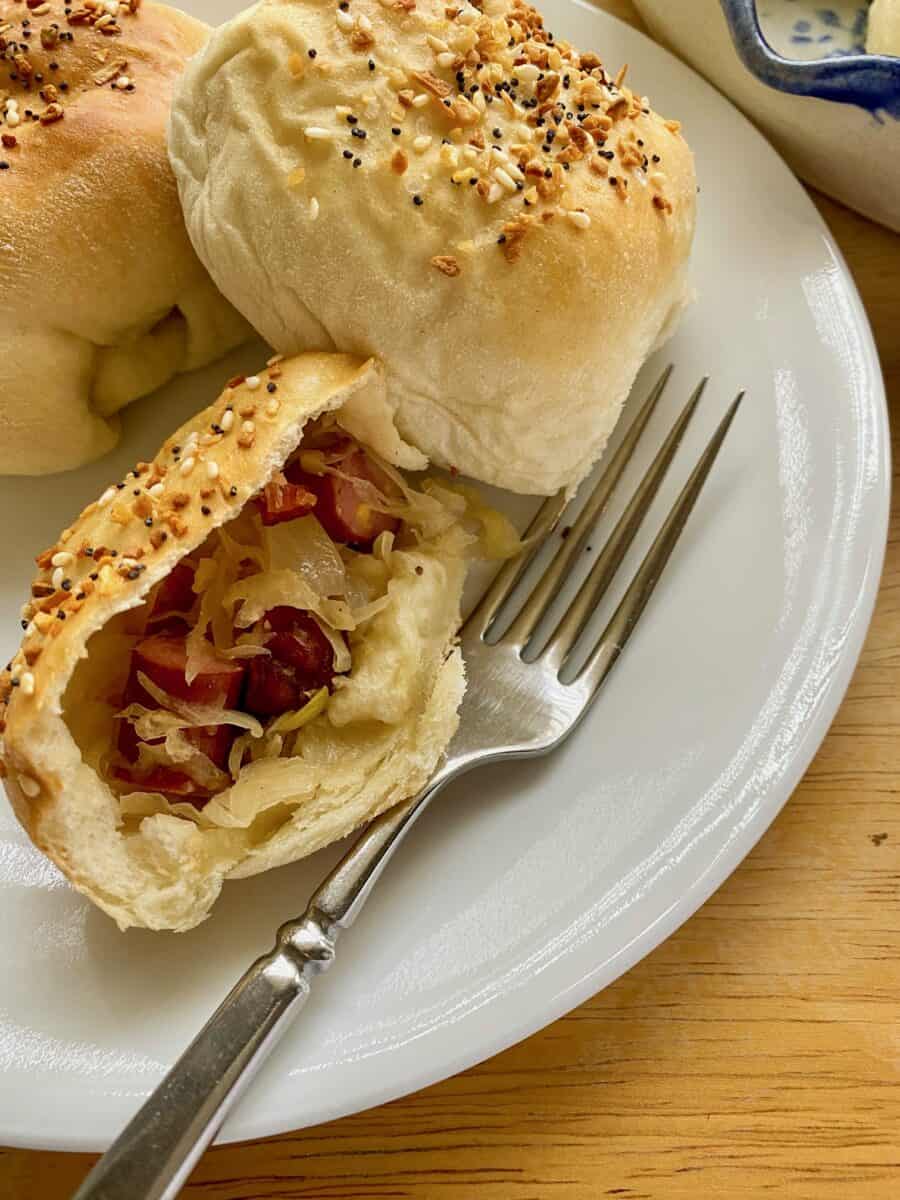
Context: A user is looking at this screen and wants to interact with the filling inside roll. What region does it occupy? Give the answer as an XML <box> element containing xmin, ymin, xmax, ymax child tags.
<box><xmin>63</xmin><ymin>413</ymin><xmax>506</xmax><ymax>834</ymax></box>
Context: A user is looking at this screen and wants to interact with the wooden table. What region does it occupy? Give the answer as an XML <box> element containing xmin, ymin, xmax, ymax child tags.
<box><xmin>4</xmin><ymin>4</ymin><xmax>899</xmax><ymax>1197</ymax></box>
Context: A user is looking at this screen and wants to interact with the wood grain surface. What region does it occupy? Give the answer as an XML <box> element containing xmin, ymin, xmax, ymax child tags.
<box><xmin>3</xmin><ymin>3</ymin><xmax>899</xmax><ymax>1198</ymax></box>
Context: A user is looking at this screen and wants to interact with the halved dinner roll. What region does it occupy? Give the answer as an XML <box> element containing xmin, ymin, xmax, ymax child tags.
<box><xmin>169</xmin><ymin>0</ymin><xmax>696</xmax><ymax>495</ymax></box>
<box><xmin>0</xmin><ymin>0</ymin><xmax>250</xmax><ymax>475</ymax></box>
<box><xmin>0</xmin><ymin>353</ymin><xmax>483</xmax><ymax>932</ymax></box>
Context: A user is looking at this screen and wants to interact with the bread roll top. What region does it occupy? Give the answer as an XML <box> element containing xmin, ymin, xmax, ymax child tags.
<box><xmin>0</xmin><ymin>0</ymin><xmax>250</xmax><ymax>474</ymax></box>
<box><xmin>170</xmin><ymin>0</ymin><xmax>696</xmax><ymax>495</ymax></box>
<box><xmin>0</xmin><ymin>353</ymin><xmax>469</xmax><ymax>931</ymax></box>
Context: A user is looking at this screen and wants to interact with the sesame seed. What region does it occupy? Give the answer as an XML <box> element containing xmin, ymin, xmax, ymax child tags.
<box><xmin>391</xmin><ymin>127</ymin><xmax>401</xmax><ymax>135</ymax></box>
<box><xmin>241</xmin><ymin>420</ymin><xmax>256</xmax><ymax>436</ymax></box>
<box><xmin>221</xmin><ymin>409</ymin><xmax>235</xmax><ymax>432</ymax></box>
<box><xmin>412</xmin><ymin>93</ymin><xmax>429</xmax><ymax>108</ymax></box>
<box><xmin>266</xmin><ymin>397</ymin><xmax>280</xmax><ymax>417</ymax></box>
<box><xmin>567</xmin><ymin>209</ymin><xmax>591</xmax><ymax>229</ymax></box>
<box><xmin>201</xmin><ymin>505</ymin><xmax>211</xmax><ymax>517</ymax></box>
<box><xmin>413</xmin><ymin>135</ymin><xmax>432</xmax><ymax>154</ymax></box>
<box><xmin>412</xmin><ymin>194</ymin><xmax>423</xmax><ymax>206</ymax></box>
<box><xmin>358</xmin><ymin>14</ymin><xmax>373</xmax><ymax>32</ymax></box>
<box><xmin>51</xmin><ymin>567</ymin><xmax>64</xmax><ymax>590</ymax></box>
<box><xmin>98</xmin><ymin>487</ymin><xmax>116</xmax><ymax>506</ymax></box>
<box><xmin>310</xmin><ymin>196</ymin><xmax>320</xmax><ymax>220</ymax></box>
<box><xmin>206</xmin><ymin>461</ymin><xmax>220</xmax><ymax>480</ymax></box>
<box><xmin>245</xmin><ymin>376</ymin><xmax>261</xmax><ymax>391</ymax></box>
<box><xmin>436</xmin><ymin>51</ymin><xmax>455</xmax><ymax>69</ymax></box>
<box><xmin>304</xmin><ymin>126</ymin><xmax>333</xmax><ymax>141</ymax></box>
<box><xmin>493</xmin><ymin>167</ymin><xmax>517</xmax><ymax>192</ymax></box>
<box><xmin>230</xmin><ymin>486</ymin><xmax>239</xmax><ymax>497</ymax></box>
<box><xmin>336</xmin><ymin>9</ymin><xmax>353</xmax><ymax>31</ymax></box>
<box><xmin>51</xmin><ymin>551</ymin><xmax>74</xmax><ymax>568</ymax></box>
<box><xmin>179</xmin><ymin>456</ymin><xmax>196</xmax><ymax>477</ymax></box>
<box><xmin>308</xmin><ymin>48</ymin><xmax>317</xmax><ymax>58</ymax></box>
<box><xmin>267</xmin><ymin>381</ymin><xmax>278</xmax><ymax>393</ymax></box>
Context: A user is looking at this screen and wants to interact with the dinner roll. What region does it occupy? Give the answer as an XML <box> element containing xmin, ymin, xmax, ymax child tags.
<box><xmin>169</xmin><ymin>0</ymin><xmax>696</xmax><ymax>496</ymax></box>
<box><xmin>0</xmin><ymin>0</ymin><xmax>250</xmax><ymax>475</ymax></box>
<box><xmin>867</xmin><ymin>0</ymin><xmax>900</xmax><ymax>56</ymax></box>
<box><xmin>0</xmin><ymin>352</ymin><xmax>471</xmax><ymax>931</ymax></box>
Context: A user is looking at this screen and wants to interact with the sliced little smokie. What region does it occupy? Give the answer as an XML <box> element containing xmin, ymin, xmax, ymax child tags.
<box><xmin>244</xmin><ymin>609</ymin><xmax>339</xmax><ymax>719</ymax></box>
<box><xmin>256</xmin><ymin>475</ymin><xmax>317</xmax><ymax>527</ymax></box>
<box><xmin>126</xmin><ymin>634</ymin><xmax>245</xmax><ymax>709</ymax></box>
<box><xmin>284</xmin><ymin>445</ymin><xmax>401</xmax><ymax>548</ymax></box>
<box><xmin>117</xmin><ymin>633</ymin><xmax>248</xmax><ymax>789</ymax></box>
<box><xmin>145</xmin><ymin>561</ymin><xmax>197</xmax><ymax>632</ymax></box>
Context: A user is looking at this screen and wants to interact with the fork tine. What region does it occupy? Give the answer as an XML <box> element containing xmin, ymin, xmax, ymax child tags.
<box><xmin>501</xmin><ymin>364</ymin><xmax>675</xmax><ymax>651</ymax></box>
<box><xmin>464</xmin><ymin>490</ymin><xmax>567</xmax><ymax>639</ymax></box>
<box><xmin>576</xmin><ymin>392</ymin><xmax>744</xmax><ymax>698</ymax></box>
<box><xmin>537</xmin><ymin>376</ymin><xmax>708</xmax><ymax>670</ymax></box>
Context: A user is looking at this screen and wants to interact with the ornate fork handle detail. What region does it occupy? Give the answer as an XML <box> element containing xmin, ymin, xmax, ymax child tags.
<box><xmin>72</xmin><ymin>767</ymin><xmax>460</xmax><ymax>1200</ymax></box>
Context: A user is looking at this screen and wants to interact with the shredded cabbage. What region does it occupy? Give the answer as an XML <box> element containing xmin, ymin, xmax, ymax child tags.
<box><xmin>424</xmin><ymin>480</ymin><xmax>523</xmax><ymax>560</ymax></box>
<box><xmin>135</xmin><ymin>673</ymin><xmax>265</xmax><ymax>737</ymax></box>
<box><xmin>222</xmin><ymin>644</ymin><xmax>270</xmax><ymax>660</ymax></box>
<box><xmin>227</xmin><ymin>730</ymin><xmax>284</xmax><ymax>780</ymax></box>
<box><xmin>372</xmin><ymin>530</ymin><xmax>395</xmax><ymax>563</ymax></box>
<box><xmin>104</xmin><ymin>423</ymin><xmax>512</xmax><ymax>825</ymax></box>
<box><xmin>310</xmin><ymin>614</ymin><xmax>352</xmax><ymax>674</ymax></box>
<box><xmin>184</xmin><ymin>514</ymin><xmax>268</xmax><ymax>682</ymax></box>
<box><xmin>264</xmin><ymin>515</ymin><xmax>346</xmax><ymax>595</ymax></box>
<box><xmin>227</xmin><ymin>570</ymin><xmax>355</xmax><ymax>632</ymax></box>
<box><xmin>133</xmin><ymin>734</ymin><xmax>229</xmax><ymax>792</ymax></box>
<box><xmin>269</xmin><ymin>687</ymin><xmax>329</xmax><ymax>735</ymax></box>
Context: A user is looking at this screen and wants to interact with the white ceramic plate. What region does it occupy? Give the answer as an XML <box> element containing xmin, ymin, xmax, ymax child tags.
<box><xmin>0</xmin><ymin>0</ymin><xmax>888</xmax><ymax>1152</ymax></box>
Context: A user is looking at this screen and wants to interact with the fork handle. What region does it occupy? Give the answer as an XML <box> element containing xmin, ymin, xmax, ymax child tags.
<box><xmin>72</xmin><ymin>764</ymin><xmax>460</xmax><ymax>1200</ymax></box>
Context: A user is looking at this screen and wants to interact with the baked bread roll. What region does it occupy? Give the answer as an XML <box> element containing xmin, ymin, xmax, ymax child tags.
<box><xmin>867</xmin><ymin>0</ymin><xmax>900</xmax><ymax>55</ymax></box>
<box><xmin>0</xmin><ymin>352</ymin><xmax>481</xmax><ymax>932</ymax></box>
<box><xmin>169</xmin><ymin>0</ymin><xmax>696</xmax><ymax>496</ymax></box>
<box><xmin>0</xmin><ymin>0</ymin><xmax>250</xmax><ymax>475</ymax></box>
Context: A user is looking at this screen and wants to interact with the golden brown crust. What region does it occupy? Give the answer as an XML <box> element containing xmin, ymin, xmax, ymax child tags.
<box><xmin>169</xmin><ymin>0</ymin><xmax>696</xmax><ymax>495</ymax></box>
<box><xmin>0</xmin><ymin>352</ymin><xmax>374</xmax><ymax>740</ymax></box>
<box><xmin>0</xmin><ymin>0</ymin><xmax>250</xmax><ymax>474</ymax></box>
<box><xmin>0</xmin><ymin>351</ymin><xmax>468</xmax><ymax>932</ymax></box>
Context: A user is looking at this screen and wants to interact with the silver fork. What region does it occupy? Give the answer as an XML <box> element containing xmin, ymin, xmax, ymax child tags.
<box><xmin>73</xmin><ymin>368</ymin><xmax>742</xmax><ymax>1200</ymax></box>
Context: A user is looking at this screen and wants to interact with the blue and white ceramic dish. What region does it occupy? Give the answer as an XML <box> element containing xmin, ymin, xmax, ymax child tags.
<box><xmin>634</xmin><ymin>0</ymin><xmax>900</xmax><ymax>230</ymax></box>
<box><xmin>723</xmin><ymin>0</ymin><xmax>900</xmax><ymax>114</ymax></box>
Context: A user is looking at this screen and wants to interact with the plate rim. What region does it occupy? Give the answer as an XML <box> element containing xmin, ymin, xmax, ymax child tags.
<box><xmin>0</xmin><ymin>1</ymin><xmax>890</xmax><ymax>1152</ymax></box>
